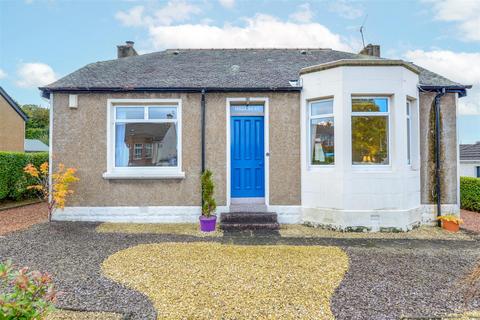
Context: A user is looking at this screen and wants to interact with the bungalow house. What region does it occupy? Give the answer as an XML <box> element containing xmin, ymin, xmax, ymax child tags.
<box><xmin>39</xmin><ymin>42</ymin><xmax>472</xmax><ymax>231</ymax></box>
<box><xmin>460</xmin><ymin>143</ymin><xmax>480</xmax><ymax>178</ymax></box>
<box><xmin>0</xmin><ymin>86</ymin><xmax>28</xmax><ymax>152</ymax></box>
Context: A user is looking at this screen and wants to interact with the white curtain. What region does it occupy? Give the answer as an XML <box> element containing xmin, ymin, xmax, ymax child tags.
<box><xmin>115</xmin><ymin>124</ymin><xmax>129</xmax><ymax>166</ymax></box>
<box><xmin>311</xmin><ymin>121</ymin><xmax>325</xmax><ymax>162</ymax></box>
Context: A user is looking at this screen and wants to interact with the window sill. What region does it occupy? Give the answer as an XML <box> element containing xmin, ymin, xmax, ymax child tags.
<box><xmin>102</xmin><ymin>171</ymin><xmax>186</xmax><ymax>180</ymax></box>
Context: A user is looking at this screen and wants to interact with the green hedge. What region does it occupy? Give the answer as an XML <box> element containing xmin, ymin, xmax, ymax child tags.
<box><xmin>460</xmin><ymin>176</ymin><xmax>480</xmax><ymax>212</ymax></box>
<box><xmin>0</xmin><ymin>152</ymin><xmax>49</xmax><ymax>201</ymax></box>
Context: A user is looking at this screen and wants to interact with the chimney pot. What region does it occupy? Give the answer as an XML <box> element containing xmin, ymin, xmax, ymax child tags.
<box><xmin>359</xmin><ymin>44</ymin><xmax>381</xmax><ymax>57</ymax></box>
<box><xmin>117</xmin><ymin>41</ymin><xmax>138</xmax><ymax>58</ymax></box>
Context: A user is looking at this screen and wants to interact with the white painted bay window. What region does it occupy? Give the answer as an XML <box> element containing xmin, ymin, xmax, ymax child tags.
<box><xmin>351</xmin><ymin>97</ymin><xmax>390</xmax><ymax>165</ymax></box>
<box><xmin>309</xmin><ymin>99</ymin><xmax>334</xmax><ymax>165</ymax></box>
<box><xmin>104</xmin><ymin>99</ymin><xmax>184</xmax><ymax>179</ymax></box>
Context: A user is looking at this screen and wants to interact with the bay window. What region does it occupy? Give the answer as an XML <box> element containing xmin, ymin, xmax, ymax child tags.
<box><xmin>351</xmin><ymin>97</ymin><xmax>389</xmax><ymax>165</ymax></box>
<box><xmin>309</xmin><ymin>99</ymin><xmax>334</xmax><ymax>165</ymax></box>
<box><xmin>105</xmin><ymin>99</ymin><xmax>183</xmax><ymax>179</ymax></box>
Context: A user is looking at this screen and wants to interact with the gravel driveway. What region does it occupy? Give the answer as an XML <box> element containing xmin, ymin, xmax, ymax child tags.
<box><xmin>0</xmin><ymin>222</ymin><xmax>479</xmax><ymax>319</ymax></box>
<box><xmin>0</xmin><ymin>202</ymin><xmax>47</xmax><ymax>235</ymax></box>
<box><xmin>462</xmin><ymin>209</ymin><xmax>480</xmax><ymax>234</ymax></box>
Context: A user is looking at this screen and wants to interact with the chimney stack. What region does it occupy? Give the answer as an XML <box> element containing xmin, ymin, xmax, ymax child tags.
<box><xmin>117</xmin><ymin>41</ymin><xmax>138</xmax><ymax>58</ymax></box>
<box><xmin>359</xmin><ymin>44</ymin><xmax>380</xmax><ymax>57</ymax></box>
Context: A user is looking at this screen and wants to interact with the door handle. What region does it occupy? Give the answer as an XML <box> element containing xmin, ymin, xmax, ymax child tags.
<box><xmin>266</xmin><ymin>152</ymin><xmax>270</xmax><ymax>157</ymax></box>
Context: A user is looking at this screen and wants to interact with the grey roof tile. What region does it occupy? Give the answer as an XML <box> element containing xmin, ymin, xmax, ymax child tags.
<box><xmin>460</xmin><ymin>143</ymin><xmax>480</xmax><ymax>160</ymax></box>
<box><xmin>40</xmin><ymin>49</ymin><xmax>467</xmax><ymax>91</ymax></box>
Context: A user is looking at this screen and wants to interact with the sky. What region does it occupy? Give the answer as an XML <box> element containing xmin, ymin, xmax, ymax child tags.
<box><xmin>0</xmin><ymin>0</ymin><xmax>479</xmax><ymax>143</ymax></box>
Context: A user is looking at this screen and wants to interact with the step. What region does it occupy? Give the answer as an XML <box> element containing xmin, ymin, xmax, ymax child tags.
<box><xmin>220</xmin><ymin>212</ymin><xmax>278</xmax><ymax>224</ymax></box>
<box><xmin>220</xmin><ymin>222</ymin><xmax>280</xmax><ymax>231</ymax></box>
<box><xmin>229</xmin><ymin>204</ymin><xmax>268</xmax><ymax>212</ymax></box>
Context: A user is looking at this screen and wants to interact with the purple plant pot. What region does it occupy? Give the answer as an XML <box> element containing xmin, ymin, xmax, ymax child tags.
<box><xmin>199</xmin><ymin>215</ymin><xmax>217</xmax><ymax>232</ymax></box>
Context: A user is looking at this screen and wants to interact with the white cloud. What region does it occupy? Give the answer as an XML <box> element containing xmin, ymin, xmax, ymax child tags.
<box><xmin>426</xmin><ymin>0</ymin><xmax>480</xmax><ymax>41</ymax></box>
<box><xmin>147</xmin><ymin>14</ymin><xmax>352</xmax><ymax>51</ymax></box>
<box><xmin>329</xmin><ymin>0</ymin><xmax>363</xmax><ymax>20</ymax></box>
<box><xmin>289</xmin><ymin>3</ymin><xmax>313</xmax><ymax>23</ymax></box>
<box><xmin>218</xmin><ymin>0</ymin><xmax>234</xmax><ymax>9</ymax></box>
<box><xmin>115</xmin><ymin>0</ymin><xmax>201</xmax><ymax>27</ymax></box>
<box><xmin>16</xmin><ymin>62</ymin><xmax>57</xmax><ymax>88</ymax></box>
<box><xmin>115</xmin><ymin>6</ymin><xmax>145</xmax><ymax>27</ymax></box>
<box><xmin>405</xmin><ymin>49</ymin><xmax>480</xmax><ymax>115</ymax></box>
<box><xmin>0</xmin><ymin>69</ymin><xmax>6</xmax><ymax>79</ymax></box>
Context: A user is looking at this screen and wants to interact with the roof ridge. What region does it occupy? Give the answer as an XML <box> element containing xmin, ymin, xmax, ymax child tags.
<box><xmin>164</xmin><ymin>48</ymin><xmax>333</xmax><ymax>50</ymax></box>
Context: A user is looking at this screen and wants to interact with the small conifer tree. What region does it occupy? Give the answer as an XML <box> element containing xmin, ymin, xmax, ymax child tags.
<box><xmin>201</xmin><ymin>170</ymin><xmax>216</xmax><ymax>217</ymax></box>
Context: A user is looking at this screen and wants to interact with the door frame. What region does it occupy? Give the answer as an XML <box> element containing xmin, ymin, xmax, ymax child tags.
<box><xmin>226</xmin><ymin>97</ymin><xmax>269</xmax><ymax>207</ymax></box>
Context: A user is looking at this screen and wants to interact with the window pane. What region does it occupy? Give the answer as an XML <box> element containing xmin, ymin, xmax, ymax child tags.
<box><xmin>407</xmin><ymin>117</ymin><xmax>411</xmax><ymax>165</ymax></box>
<box><xmin>352</xmin><ymin>116</ymin><xmax>389</xmax><ymax>165</ymax></box>
<box><xmin>134</xmin><ymin>144</ymin><xmax>142</xmax><ymax>160</ymax></box>
<box><xmin>116</xmin><ymin>107</ymin><xmax>145</xmax><ymax>120</ymax></box>
<box><xmin>149</xmin><ymin>106</ymin><xmax>177</xmax><ymax>119</ymax></box>
<box><xmin>145</xmin><ymin>143</ymin><xmax>153</xmax><ymax>159</ymax></box>
<box><xmin>352</xmin><ymin>98</ymin><xmax>388</xmax><ymax>113</ymax></box>
<box><xmin>311</xmin><ymin>100</ymin><xmax>333</xmax><ymax>116</ymax></box>
<box><xmin>115</xmin><ymin>122</ymin><xmax>178</xmax><ymax>167</ymax></box>
<box><xmin>311</xmin><ymin>117</ymin><xmax>334</xmax><ymax>165</ymax></box>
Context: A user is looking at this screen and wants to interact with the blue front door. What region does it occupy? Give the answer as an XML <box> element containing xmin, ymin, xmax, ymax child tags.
<box><xmin>231</xmin><ymin>116</ymin><xmax>265</xmax><ymax>198</ymax></box>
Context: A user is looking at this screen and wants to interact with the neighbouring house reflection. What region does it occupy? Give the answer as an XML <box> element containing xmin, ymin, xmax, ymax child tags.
<box><xmin>311</xmin><ymin>118</ymin><xmax>334</xmax><ymax>165</ymax></box>
<box><xmin>115</xmin><ymin>122</ymin><xmax>178</xmax><ymax>167</ymax></box>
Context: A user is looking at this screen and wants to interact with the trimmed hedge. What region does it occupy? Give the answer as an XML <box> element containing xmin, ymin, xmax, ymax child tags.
<box><xmin>0</xmin><ymin>152</ymin><xmax>49</xmax><ymax>201</ymax></box>
<box><xmin>460</xmin><ymin>176</ymin><xmax>480</xmax><ymax>213</ymax></box>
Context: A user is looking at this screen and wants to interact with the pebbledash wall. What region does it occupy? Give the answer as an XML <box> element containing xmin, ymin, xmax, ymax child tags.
<box><xmin>51</xmin><ymin>91</ymin><xmax>302</xmax><ymax>223</ymax></box>
<box><xmin>51</xmin><ymin>66</ymin><xmax>460</xmax><ymax>230</ymax></box>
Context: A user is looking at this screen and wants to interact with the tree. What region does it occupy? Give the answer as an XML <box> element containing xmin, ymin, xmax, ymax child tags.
<box><xmin>201</xmin><ymin>170</ymin><xmax>216</xmax><ymax>217</ymax></box>
<box><xmin>24</xmin><ymin>162</ymin><xmax>79</xmax><ymax>222</ymax></box>
<box><xmin>21</xmin><ymin>105</ymin><xmax>49</xmax><ymax>145</ymax></box>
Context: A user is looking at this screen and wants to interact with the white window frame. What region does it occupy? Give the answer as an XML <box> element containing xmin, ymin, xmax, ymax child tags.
<box><xmin>134</xmin><ymin>143</ymin><xmax>143</xmax><ymax>160</ymax></box>
<box><xmin>145</xmin><ymin>143</ymin><xmax>153</xmax><ymax>159</ymax></box>
<box><xmin>406</xmin><ymin>100</ymin><xmax>412</xmax><ymax>165</ymax></box>
<box><xmin>308</xmin><ymin>98</ymin><xmax>335</xmax><ymax>167</ymax></box>
<box><xmin>351</xmin><ymin>96</ymin><xmax>391</xmax><ymax>167</ymax></box>
<box><xmin>104</xmin><ymin>98</ymin><xmax>185</xmax><ymax>179</ymax></box>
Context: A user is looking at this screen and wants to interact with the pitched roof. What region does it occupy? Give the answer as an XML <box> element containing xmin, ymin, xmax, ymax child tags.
<box><xmin>460</xmin><ymin>143</ymin><xmax>480</xmax><ymax>161</ymax></box>
<box><xmin>0</xmin><ymin>87</ymin><xmax>28</xmax><ymax>121</ymax></box>
<box><xmin>24</xmin><ymin>139</ymin><xmax>49</xmax><ymax>152</ymax></box>
<box><xmin>40</xmin><ymin>48</ymin><xmax>468</xmax><ymax>92</ymax></box>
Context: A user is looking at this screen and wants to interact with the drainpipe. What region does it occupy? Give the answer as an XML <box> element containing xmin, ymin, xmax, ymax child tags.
<box><xmin>434</xmin><ymin>88</ymin><xmax>445</xmax><ymax>225</ymax></box>
<box><xmin>201</xmin><ymin>89</ymin><xmax>206</xmax><ymax>209</ymax></box>
<box><xmin>201</xmin><ymin>89</ymin><xmax>206</xmax><ymax>173</ymax></box>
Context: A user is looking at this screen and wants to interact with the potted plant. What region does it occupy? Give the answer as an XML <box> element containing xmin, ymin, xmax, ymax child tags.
<box><xmin>199</xmin><ymin>170</ymin><xmax>217</xmax><ymax>232</ymax></box>
<box><xmin>437</xmin><ymin>215</ymin><xmax>463</xmax><ymax>232</ymax></box>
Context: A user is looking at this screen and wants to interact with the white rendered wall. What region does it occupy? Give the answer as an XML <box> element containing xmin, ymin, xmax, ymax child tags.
<box><xmin>460</xmin><ymin>161</ymin><xmax>480</xmax><ymax>177</ymax></box>
<box><xmin>300</xmin><ymin>66</ymin><xmax>422</xmax><ymax>231</ymax></box>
